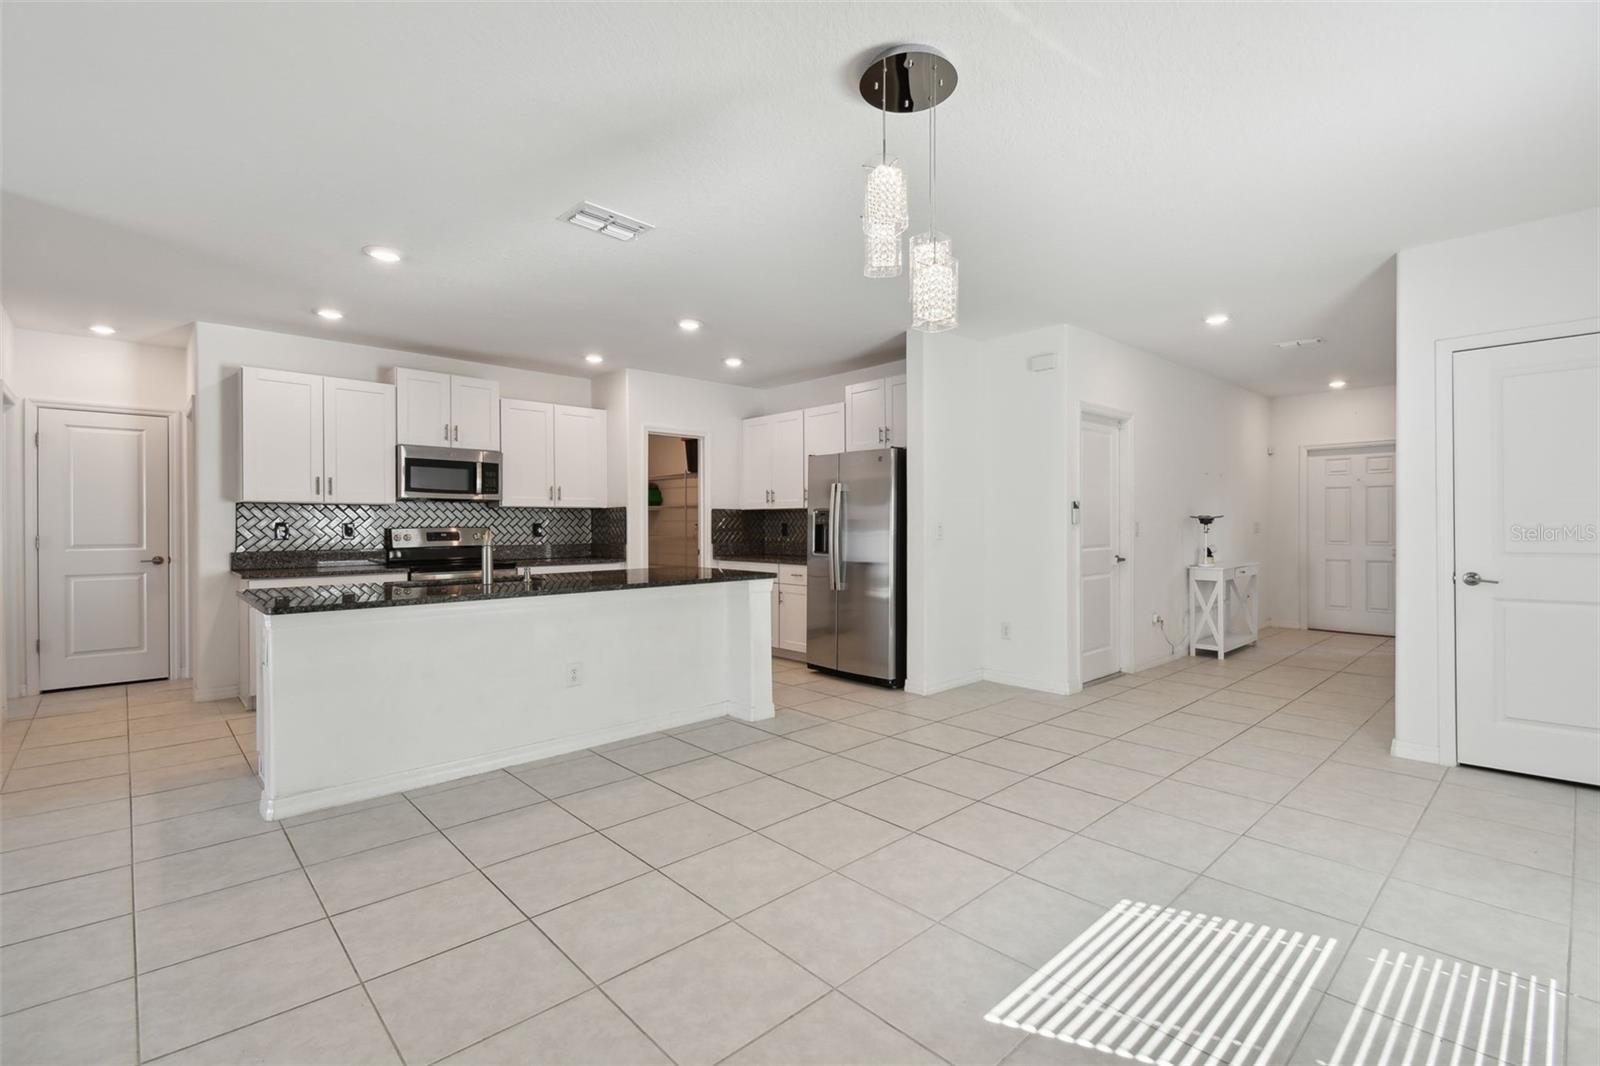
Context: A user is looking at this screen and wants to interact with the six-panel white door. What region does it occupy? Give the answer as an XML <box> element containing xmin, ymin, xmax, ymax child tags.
<box><xmin>1454</xmin><ymin>332</ymin><xmax>1599</xmax><ymax>785</ymax></box>
<box><xmin>1079</xmin><ymin>415</ymin><xmax>1122</xmax><ymax>682</ymax></box>
<box><xmin>323</xmin><ymin>377</ymin><xmax>396</xmax><ymax>504</ymax></box>
<box><xmin>1307</xmin><ymin>447</ymin><xmax>1396</xmax><ymax>635</ymax></box>
<box><xmin>38</xmin><ymin>407</ymin><xmax>170</xmax><ymax>689</ymax></box>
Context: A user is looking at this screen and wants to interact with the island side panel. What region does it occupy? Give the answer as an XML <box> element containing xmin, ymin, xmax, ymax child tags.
<box><xmin>729</xmin><ymin>577</ymin><xmax>776</xmax><ymax>722</ymax></box>
<box><xmin>254</xmin><ymin>581</ymin><xmax>771</xmax><ymax>820</ymax></box>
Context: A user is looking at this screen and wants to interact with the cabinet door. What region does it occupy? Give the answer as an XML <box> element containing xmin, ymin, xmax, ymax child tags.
<box><xmin>803</xmin><ymin>403</ymin><xmax>845</xmax><ymax>506</ymax></box>
<box><xmin>885</xmin><ymin>374</ymin><xmax>908</xmax><ymax>447</ymax></box>
<box><xmin>500</xmin><ymin>399</ymin><xmax>555</xmax><ymax>507</ymax></box>
<box><xmin>394</xmin><ymin>368</ymin><xmax>452</xmax><ymax>446</ymax></box>
<box><xmin>240</xmin><ymin>367</ymin><xmax>324</xmax><ymax>502</ymax></box>
<box><xmin>769</xmin><ymin>409</ymin><xmax>806</xmax><ymax>509</ymax></box>
<box><xmin>740</xmin><ymin>416</ymin><xmax>774</xmax><ymax>509</ymax></box>
<box><xmin>844</xmin><ymin>379</ymin><xmax>887</xmax><ymax>451</ymax></box>
<box><xmin>778</xmin><ymin>586</ymin><xmax>808</xmax><ymax>653</ymax></box>
<box><xmin>450</xmin><ymin>376</ymin><xmax>501</xmax><ymax>450</ymax></box>
<box><xmin>552</xmin><ymin>405</ymin><xmax>607</xmax><ymax>507</ymax></box>
<box><xmin>323</xmin><ymin>377</ymin><xmax>396</xmax><ymax>504</ymax></box>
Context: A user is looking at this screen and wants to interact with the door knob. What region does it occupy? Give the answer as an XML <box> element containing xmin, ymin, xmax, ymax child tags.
<box><xmin>1114</xmin><ymin>555</ymin><xmax>1127</xmax><ymax>564</ymax></box>
<box><xmin>1461</xmin><ymin>571</ymin><xmax>1498</xmax><ymax>586</ymax></box>
<box><xmin>141</xmin><ymin>555</ymin><xmax>166</xmax><ymax>565</ymax></box>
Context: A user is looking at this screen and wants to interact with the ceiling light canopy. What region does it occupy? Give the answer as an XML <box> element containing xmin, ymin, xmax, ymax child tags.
<box><xmin>678</xmin><ymin>318</ymin><xmax>702</xmax><ymax>332</ymax></box>
<box><xmin>1205</xmin><ymin>313</ymin><xmax>1230</xmax><ymax>326</ymax></box>
<box><xmin>363</xmin><ymin>245</ymin><xmax>402</xmax><ymax>264</ymax></box>
<box><xmin>88</xmin><ymin>324</ymin><xmax>117</xmax><ymax>336</ymax></box>
<box><xmin>723</xmin><ymin>356</ymin><xmax>743</xmax><ymax>368</ymax></box>
<box><xmin>1328</xmin><ymin>378</ymin><xmax>1347</xmax><ymax>389</ymax></box>
<box><xmin>584</xmin><ymin>353</ymin><xmax>604</xmax><ymax>365</ymax></box>
<box><xmin>562</xmin><ymin>202</ymin><xmax>653</xmax><ymax>243</ymax></box>
<box><xmin>315</xmin><ymin>308</ymin><xmax>344</xmax><ymax>321</ymax></box>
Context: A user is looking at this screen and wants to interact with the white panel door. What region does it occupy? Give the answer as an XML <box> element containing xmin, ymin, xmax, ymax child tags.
<box><xmin>240</xmin><ymin>366</ymin><xmax>324</xmax><ymax>502</ymax></box>
<box><xmin>38</xmin><ymin>408</ymin><xmax>170</xmax><ymax>689</ymax></box>
<box><xmin>449</xmin><ymin>376</ymin><xmax>501</xmax><ymax>450</ymax></box>
<box><xmin>844</xmin><ymin>379</ymin><xmax>886</xmax><ymax>451</ymax></box>
<box><xmin>1455</xmin><ymin>332</ymin><xmax>1599</xmax><ymax>785</ymax></box>
<box><xmin>1079</xmin><ymin>415</ymin><xmax>1121</xmax><ymax>682</ymax></box>
<box><xmin>769</xmin><ymin>409</ymin><xmax>806</xmax><ymax>509</ymax></box>
<box><xmin>500</xmin><ymin>399</ymin><xmax>555</xmax><ymax>507</ymax></box>
<box><xmin>551</xmin><ymin>405</ymin><xmax>607</xmax><ymax>507</ymax></box>
<box><xmin>1307</xmin><ymin>447</ymin><xmax>1396</xmax><ymax>635</ymax></box>
<box><xmin>885</xmin><ymin>374</ymin><xmax>908</xmax><ymax>447</ymax></box>
<box><xmin>394</xmin><ymin>368</ymin><xmax>452</xmax><ymax>447</ymax></box>
<box><xmin>740</xmin><ymin>416</ymin><xmax>773</xmax><ymax>509</ymax></box>
<box><xmin>323</xmin><ymin>377</ymin><xmax>395</xmax><ymax>504</ymax></box>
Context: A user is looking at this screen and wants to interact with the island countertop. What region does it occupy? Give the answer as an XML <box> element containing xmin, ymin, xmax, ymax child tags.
<box><xmin>231</xmin><ymin>545</ymin><xmax>628</xmax><ymax>580</ymax></box>
<box><xmin>238</xmin><ymin>565</ymin><xmax>773</xmax><ymax>615</ymax></box>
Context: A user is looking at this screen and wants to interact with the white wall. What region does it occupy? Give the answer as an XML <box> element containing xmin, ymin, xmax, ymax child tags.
<box><xmin>0</xmin><ymin>308</ymin><xmax>14</xmax><ymax>704</ymax></box>
<box><xmin>1264</xmin><ymin>385</ymin><xmax>1397</xmax><ymax>627</ymax></box>
<box><xmin>190</xmin><ymin>323</ymin><xmax>593</xmax><ymax>700</ymax></box>
<box><xmin>9</xmin><ymin>329</ymin><xmax>188</xmax><ymax>411</ymax></box>
<box><xmin>1393</xmin><ymin>208</ymin><xmax>1599</xmax><ymax>763</ymax></box>
<box><xmin>759</xmin><ymin>358</ymin><xmax>906</xmax><ymax>415</ymax></box>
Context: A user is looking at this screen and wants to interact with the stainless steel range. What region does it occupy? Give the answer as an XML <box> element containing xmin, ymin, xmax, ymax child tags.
<box><xmin>386</xmin><ymin>526</ymin><xmax>517</xmax><ymax>584</ymax></box>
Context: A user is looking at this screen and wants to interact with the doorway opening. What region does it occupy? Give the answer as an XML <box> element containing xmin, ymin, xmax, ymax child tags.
<box><xmin>647</xmin><ymin>433</ymin><xmax>702</xmax><ymax>568</ymax></box>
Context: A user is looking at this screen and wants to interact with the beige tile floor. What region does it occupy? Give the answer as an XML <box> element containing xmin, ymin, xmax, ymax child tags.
<box><xmin>1</xmin><ymin>629</ymin><xmax>1596</xmax><ymax>1065</ymax></box>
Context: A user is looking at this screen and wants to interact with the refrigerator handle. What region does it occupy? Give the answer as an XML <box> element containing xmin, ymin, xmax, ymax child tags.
<box><xmin>834</xmin><ymin>482</ymin><xmax>848</xmax><ymax>591</ymax></box>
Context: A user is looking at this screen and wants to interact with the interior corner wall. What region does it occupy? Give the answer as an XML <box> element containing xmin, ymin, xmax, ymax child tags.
<box><xmin>0</xmin><ymin>306</ymin><xmax>14</xmax><ymax>704</ymax></box>
<box><xmin>1063</xmin><ymin>326</ymin><xmax>1271</xmax><ymax>677</ymax></box>
<box><xmin>905</xmin><ymin>332</ymin><xmax>985</xmax><ymax>694</ymax></box>
<box><xmin>1264</xmin><ymin>385</ymin><xmax>1397</xmax><ymax>629</ymax></box>
<box><xmin>1393</xmin><ymin>207</ymin><xmax>1599</xmax><ymax>765</ymax></box>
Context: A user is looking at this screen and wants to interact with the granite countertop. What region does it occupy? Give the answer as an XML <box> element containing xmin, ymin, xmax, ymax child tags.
<box><xmin>238</xmin><ymin>566</ymin><xmax>773</xmax><ymax>615</ymax></box>
<box><xmin>232</xmin><ymin>546</ymin><xmax>627</xmax><ymax>580</ymax></box>
<box><xmin>712</xmin><ymin>552</ymin><xmax>808</xmax><ymax>566</ymax></box>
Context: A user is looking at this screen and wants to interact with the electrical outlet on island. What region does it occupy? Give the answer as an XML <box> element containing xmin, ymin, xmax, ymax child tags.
<box><xmin>565</xmin><ymin>662</ymin><xmax>583</xmax><ymax>687</ymax></box>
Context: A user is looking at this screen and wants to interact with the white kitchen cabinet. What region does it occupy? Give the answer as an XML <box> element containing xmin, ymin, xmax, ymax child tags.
<box><xmin>240</xmin><ymin>367</ymin><xmax>325</xmax><ymax>502</ymax></box>
<box><xmin>393</xmin><ymin>367</ymin><xmax>500</xmax><ymax>449</ymax></box>
<box><xmin>501</xmin><ymin>400</ymin><xmax>607</xmax><ymax>507</ymax></box>
<box><xmin>844</xmin><ymin>376</ymin><xmax>906</xmax><ymax>450</ymax></box>
<box><xmin>741</xmin><ymin>410</ymin><xmax>804</xmax><ymax>509</ymax></box>
<box><xmin>803</xmin><ymin>402</ymin><xmax>845</xmax><ymax>505</ymax></box>
<box><xmin>551</xmin><ymin>405</ymin><xmax>607</xmax><ymax>506</ymax></box>
<box><xmin>323</xmin><ymin>377</ymin><xmax>396</xmax><ymax>504</ymax></box>
<box><xmin>450</xmin><ymin>376</ymin><xmax>501</xmax><ymax>450</ymax></box>
<box><xmin>777</xmin><ymin>584</ymin><xmax>808</xmax><ymax>654</ymax></box>
<box><xmin>500</xmin><ymin>399</ymin><xmax>556</xmax><ymax>506</ymax></box>
<box><xmin>886</xmin><ymin>374</ymin><xmax>907</xmax><ymax>447</ymax></box>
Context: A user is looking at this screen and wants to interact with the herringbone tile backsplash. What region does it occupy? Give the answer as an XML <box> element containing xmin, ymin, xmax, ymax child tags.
<box><xmin>711</xmin><ymin>508</ymin><xmax>807</xmax><ymax>558</ymax></box>
<box><xmin>236</xmin><ymin>501</ymin><xmax>626</xmax><ymax>552</ymax></box>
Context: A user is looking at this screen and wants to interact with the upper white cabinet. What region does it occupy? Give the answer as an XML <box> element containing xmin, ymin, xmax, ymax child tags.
<box><xmin>323</xmin><ymin>377</ymin><xmax>397</xmax><ymax>503</ymax></box>
<box><xmin>394</xmin><ymin>368</ymin><xmax>500</xmax><ymax>449</ymax></box>
<box><xmin>240</xmin><ymin>368</ymin><xmax>394</xmax><ymax>503</ymax></box>
<box><xmin>741</xmin><ymin>410</ymin><xmax>805</xmax><ymax>509</ymax></box>
<box><xmin>500</xmin><ymin>399</ymin><xmax>607</xmax><ymax>508</ymax></box>
<box><xmin>241</xmin><ymin>367</ymin><xmax>323</xmax><ymax>502</ymax></box>
<box><xmin>844</xmin><ymin>375</ymin><xmax>907</xmax><ymax>450</ymax></box>
<box><xmin>804</xmin><ymin>403</ymin><xmax>845</xmax><ymax>458</ymax></box>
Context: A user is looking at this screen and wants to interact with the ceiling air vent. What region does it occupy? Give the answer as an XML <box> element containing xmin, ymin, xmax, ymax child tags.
<box><xmin>1273</xmin><ymin>337</ymin><xmax>1325</xmax><ymax>349</ymax></box>
<box><xmin>561</xmin><ymin>202</ymin><xmax>653</xmax><ymax>242</ymax></box>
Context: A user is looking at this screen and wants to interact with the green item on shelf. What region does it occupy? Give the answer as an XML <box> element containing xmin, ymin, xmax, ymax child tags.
<box><xmin>648</xmin><ymin>484</ymin><xmax>664</xmax><ymax>507</ymax></box>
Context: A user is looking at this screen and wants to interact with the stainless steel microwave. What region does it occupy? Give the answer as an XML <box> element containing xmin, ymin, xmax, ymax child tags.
<box><xmin>396</xmin><ymin>445</ymin><xmax>502</xmax><ymax>502</ymax></box>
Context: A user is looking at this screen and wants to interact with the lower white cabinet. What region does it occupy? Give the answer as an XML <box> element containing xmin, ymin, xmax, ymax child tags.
<box><xmin>716</xmin><ymin>559</ymin><xmax>807</xmax><ymax>654</ymax></box>
<box><xmin>500</xmin><ymin>400</ymin><xmax>608</xmax><ymax>507</ymax></box>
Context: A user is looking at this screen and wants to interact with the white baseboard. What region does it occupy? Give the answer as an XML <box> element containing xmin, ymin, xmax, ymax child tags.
<box><xmin>981</xmin><ymin>668</ymin><xmax>1068</xmax><ymax>696</ymax></box>
<box><xmin>194</xmin><ymin>684</ymin><xmax>240</xmax><ymax>703</ymax></box>
<box><xmin>1130</xmin><ymin>648</ymin><xmax>1187</xmax><ymax>674</ymax></box>
<box><xmin>260</xmin><ymin>699</ymin><xmax>749</xmax><ymax>821</ymax></box>
<box><xmin>907</xmin><ymin>670</ymin><xmax>983</xmax><ymax>697</ymax></box>
<box><xmin>1390</xmin><ymin>738</ymin><xmax>1444</xmax><ymax>766</ymax></box>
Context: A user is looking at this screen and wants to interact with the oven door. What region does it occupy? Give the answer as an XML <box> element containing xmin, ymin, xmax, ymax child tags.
<box><xmin>396</xmin><ymin>445</ymin><xmax>501</xmax><ymax>501</ymax></box>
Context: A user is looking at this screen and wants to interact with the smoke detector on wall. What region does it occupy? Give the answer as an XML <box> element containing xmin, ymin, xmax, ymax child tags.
<box><xmin>1273</xmin><ymin>337</ymin><xmax>1325</xmax><ymax>349</ymax></box>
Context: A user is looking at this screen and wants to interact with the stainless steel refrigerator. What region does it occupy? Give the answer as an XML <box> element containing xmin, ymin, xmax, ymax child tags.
<box><xmin>806</xmin><ymin>448</ymin><xmax>906</xmax><ymax>686</ymax></box>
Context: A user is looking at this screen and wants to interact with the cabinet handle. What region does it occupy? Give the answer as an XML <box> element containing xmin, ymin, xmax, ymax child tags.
<box><xmin>557</xmin><ymin>485</ymin><xmax>562</xmax><ymax>501</ymax></box>
<box><xmin>453</xmin><ymin>424</ymin><xmax>459</xmax><ymax>442</ymax></box>
<box><xmin>444</xmin><ymin>423</ymin><xmax>450</xmax><ymax>442</ymax></box>
<box><xmin>314</xmin><ymin>476</ymin><xmax>321</xmax><ymax>497</ymax></box>
<box><xmin>548</xmin><ymin>485</ymin><xmax>553</xmax><ymax>501</ymax></box>
<box><xmin>328</xmin><ymin>477</ymin><xmax>333</xmax><ymax>497</ymax></box>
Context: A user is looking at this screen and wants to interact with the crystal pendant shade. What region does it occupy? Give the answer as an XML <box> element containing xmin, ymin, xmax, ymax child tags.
<box><xmin>863</xmin><ymin>229</ymin><xmax>903</xmax><ymax>278</ymax></box>
<box><xmin>908</xmin><ymin>231</ymin><xmax>958</xmax><ymax>332</ymax></box>
<box><xmin>862</xmin><ymin>159</ymin><xmax>908</xmax><ymax>277</ymax></box>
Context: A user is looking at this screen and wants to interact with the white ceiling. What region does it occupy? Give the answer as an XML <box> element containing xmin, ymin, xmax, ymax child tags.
<box><xmin>3</xmin><ymin>3</ymin><xmax>1594</xmax><ymax>395</ymax></box>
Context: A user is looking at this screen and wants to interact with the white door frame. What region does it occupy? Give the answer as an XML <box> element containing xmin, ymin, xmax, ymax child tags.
<box><xmin>22</xmin><ymin>399</ymin><xmax>186</xmax><ymax>695</ymax></box>
<box><xmin>1073</xmin><ymin>402</ymin><xmax>1135</xmax><ymax>691</ymax></box>
<box><xmin>1</xmin><ymin>383</ymin><xmax>21</xmax><ymax>705</ymax></box>
<box><xmin>639</xmin><ymin>423</ymin><xmax>712</xmax><ymax>569</ymax></box>
<box><xmin>1425</xmin><ymin>317</ymin><xmax>1600</xmax><ymax>767</ymax></box>
<box><xmin>1297</xmin><ymin>438</ymin><xmax>1397</xmax><ymax>631</ymax></box>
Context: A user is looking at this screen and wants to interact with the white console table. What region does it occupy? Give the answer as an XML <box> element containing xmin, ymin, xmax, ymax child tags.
<box><xmin>1188</xmin><ymin>563</ymin><xmax>1259</xmax><ymax>659</ymax></box>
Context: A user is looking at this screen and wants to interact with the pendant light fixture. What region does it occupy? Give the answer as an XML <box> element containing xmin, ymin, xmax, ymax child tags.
<box><xmin>857</xmin><ymin>47</ymin><xmax>959</xmax><ymax>331</ymax></box>
<box><xmin>861</xmin><ymin>58</ymin><xmax>908</xmax><ymax>277</ymax></box>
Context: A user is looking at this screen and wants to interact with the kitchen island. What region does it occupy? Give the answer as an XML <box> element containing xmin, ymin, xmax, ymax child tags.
<box><xmin>241</xmin><ymin>567</ymin><xmax>775</xmax><ymax>820</ymax></box>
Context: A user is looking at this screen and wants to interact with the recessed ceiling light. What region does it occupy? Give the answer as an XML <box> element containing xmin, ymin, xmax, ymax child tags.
<box><xmin>315</xmin><ymin>308</ymin><xmax>344</xmax><ymax>321</ymax></box>
<box><xmin>724</xmin><ymin>356</ymin><xmax>744</xmax><ymax>368</ymax></box>
<box><xmin>584</xmin><ymin>353</ymin><xmax>604</xmax><ymax>365</ymax></box>
<box><xmin>88</xmin><ymin>324</ymin><xmax>117</xmax><ymax>336</ymax></box>
<box><xmin>363</xmin><ymin>245</ymin><xmax>402</xmax><ymax>264</ymax></box>
<box><xmin>679</xmin><ymin>319</ymin><xmax>702</xmax><ymax>332</ymax></box>
<box><xmin>1328</xmin><ymin>379</ymin><xmax>1347</xmax><ymax>389</ymax></box>
<box><xmin>1205</xmin><ymin>313</ymin><xmax>1230</xmax><ymax>327</ymax></box>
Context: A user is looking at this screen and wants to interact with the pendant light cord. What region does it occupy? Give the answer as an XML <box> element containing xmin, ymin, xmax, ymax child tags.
<box><xmin>880</xmin><ymin>58</ymin><xmax>888</xmax><ymax>163</ymax></box>
<box><xmin>929</xmin><ymin>57</ymin><xmax>938</xmax><ymax>237</ymax></box>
